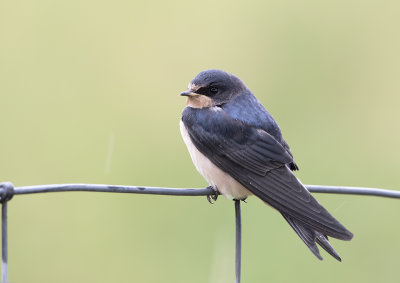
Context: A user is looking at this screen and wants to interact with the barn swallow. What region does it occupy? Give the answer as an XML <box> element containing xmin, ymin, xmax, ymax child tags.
<box><xmin>180</xmin><ymin>69</ymin><xmax>353</xmax><ymax>261</ymax></box>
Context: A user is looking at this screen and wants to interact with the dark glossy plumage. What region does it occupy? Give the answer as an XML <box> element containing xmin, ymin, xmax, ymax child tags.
<box><xmin>181</xmin><ymin>69</ymin><xmax>353</xmax><ymax>260</ymax></box>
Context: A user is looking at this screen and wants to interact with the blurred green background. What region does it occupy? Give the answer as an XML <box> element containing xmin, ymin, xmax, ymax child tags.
<box><xmin>1</xmin><ymin>0</ymin><xmax>400</xmax><ymax>282</ymax></box>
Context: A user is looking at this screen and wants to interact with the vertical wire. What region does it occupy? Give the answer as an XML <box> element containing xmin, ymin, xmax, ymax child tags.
<box><xmin>2</xmin><ymin>202</ymin><xmax>8</xmax><ymax>283</ymax></box>
<box><xmin>235</xmin><ymin>200</ymin><xmax>241</xmax><ymax>283</ymax></box>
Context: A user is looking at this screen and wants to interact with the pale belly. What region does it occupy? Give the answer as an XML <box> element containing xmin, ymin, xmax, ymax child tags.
<box><xmin>180</xmin><ymin>120</ymin><xmax>252</xmax><ymax>200</ymax></box>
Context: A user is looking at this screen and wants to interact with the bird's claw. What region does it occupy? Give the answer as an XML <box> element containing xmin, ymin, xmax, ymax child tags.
<box><xmin>206</xmin><ymin>186</ymin><xmax>219</xmax><ymax>204</ymax></box>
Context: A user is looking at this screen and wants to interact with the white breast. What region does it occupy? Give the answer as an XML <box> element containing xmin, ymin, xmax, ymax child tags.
<box><xmin>180</xmin><ymin>120</ymin><xmax>252</xmax><ymax>200</ymax></box>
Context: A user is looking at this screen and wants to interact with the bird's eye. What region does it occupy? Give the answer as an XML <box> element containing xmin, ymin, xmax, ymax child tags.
<box><xmin>209</xmin><ymin>87</ymin><xmax>218</xmax><ymax>94</ymax></box>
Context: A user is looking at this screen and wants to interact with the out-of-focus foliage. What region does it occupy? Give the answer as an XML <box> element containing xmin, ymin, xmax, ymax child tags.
<box><xmin>0</xmin><ymin>0</ymin><xmax>399</xmax><ymax>282</ymax></box>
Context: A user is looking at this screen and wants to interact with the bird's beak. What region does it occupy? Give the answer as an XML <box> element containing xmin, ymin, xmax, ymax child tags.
<box><xmin>180</xmin><ymin>90</ymin><xmax>198</xmax><ymax>97</ymax></box>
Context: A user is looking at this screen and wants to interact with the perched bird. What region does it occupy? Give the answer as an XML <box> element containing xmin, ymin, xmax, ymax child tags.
<box><xmin>180</xmin><ymin>69</ymin><xmax>353</xmax><ymax>261</ymax></box>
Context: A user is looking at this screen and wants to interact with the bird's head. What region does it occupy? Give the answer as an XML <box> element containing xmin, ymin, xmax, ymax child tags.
<box><xmin>180</xmin><ymin>69</ymin><xmax>247</xmax><ymax>108</ymax></box>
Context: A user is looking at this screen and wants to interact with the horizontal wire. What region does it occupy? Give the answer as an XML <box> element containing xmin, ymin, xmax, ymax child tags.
<box><xmin>8</xmin><ymin>183</ymin><xmax>400</xmax><ymax>199</ymax></box>
<box><xmin>13</xmin><ymin>184</ymin><xmax>215</xmax><ymax>196</ymax></box>
<box><xmin>306</xmin><ymin>185</ymin><xmax>400</xmax><ymax>198</ymax></box>
<box><xmin>1</xmin><ymin>182</ymin><xmax>399</xmax><ymax>283</ymax></box>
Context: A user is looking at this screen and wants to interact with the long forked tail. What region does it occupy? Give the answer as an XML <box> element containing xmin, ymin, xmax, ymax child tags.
<box><xmin>282</xmin><ymin>213</ymin><xmax>342</xmax><ymax>261</ymax></box>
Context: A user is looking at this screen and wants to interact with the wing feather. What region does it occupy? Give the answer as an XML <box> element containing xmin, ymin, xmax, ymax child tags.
<box><xmin>182</xmin><ymin>107</ymin><xmax>353</xmax><ymax>240</ymax></box>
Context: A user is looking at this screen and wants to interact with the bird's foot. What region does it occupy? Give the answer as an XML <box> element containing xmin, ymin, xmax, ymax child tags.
<box><xmin>233</xmin><ymin>197</ymin><xmax>247</xmax><ymax>203</ymax></box>
<box><xmin>206</xmin><ymin>186</ymin><xmax>219</xmax><ymax>204</ymax></box>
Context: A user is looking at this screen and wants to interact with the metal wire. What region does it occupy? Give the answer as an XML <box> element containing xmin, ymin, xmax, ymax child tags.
<box><xmin>1</xmin><ymin>203</ymin><xmax>7</xmax><ymax>283</ymax></box>
<box><xmin>1</xmin><ymin>182</ymin><xmax>400</xmax><ymax>283</ymax></box>
<box><xmin>8</xmin><ymin>183</ymin><xmax>400</xmax><ymax>198</ymax></box>
<box><xmin>13</xmin><ymin>184</ymin><xmax>215</xmax><ymax>196</ymax></box>
<box><xmin>0</xmin><ymin>182</ymin><xmax>13</xmax><ymax>283</ymax></box>
<box><xmin>306</xmin><ymin>185</ymin><xmax>400</xmax><ymax>198</ymax></box>
<box><xmin>235</xmin><ymin>200</ymin><xmax>242</xmax><ymax>283</ymax></box>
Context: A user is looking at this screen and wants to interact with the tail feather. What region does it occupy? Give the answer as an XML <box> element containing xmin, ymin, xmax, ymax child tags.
<box><xmin>315</xmin><ymin>232</ymin><xmax>342</xmax><ymax>262</ymax></box>
<box><xmin>282</xmin><ymin>212</ymin><xmax>342</xmax><ymax>261</ymax></box>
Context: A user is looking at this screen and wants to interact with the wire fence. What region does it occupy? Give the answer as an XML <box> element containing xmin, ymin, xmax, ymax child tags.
<box><xmin>0</xmin><ymin>182</ymin><xmax>399</xmax><ymax>283</ymax></box>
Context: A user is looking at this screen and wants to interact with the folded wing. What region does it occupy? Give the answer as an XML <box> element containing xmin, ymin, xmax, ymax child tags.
<box><xmin>182</xmin><ymin>107</ymin><xmax>353</xmax><ymax>241</ymax></box>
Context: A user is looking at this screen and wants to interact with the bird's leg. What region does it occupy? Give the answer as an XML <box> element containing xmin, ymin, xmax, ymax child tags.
<box><xmin>206</xmin><ymin>186</ymin><xmax>219</xmax><ymax>204</ymax></box>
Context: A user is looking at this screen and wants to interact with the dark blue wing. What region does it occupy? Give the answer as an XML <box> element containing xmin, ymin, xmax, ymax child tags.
<box><xmin>182</xmin><ymin>106</ymin><xmax>353</xmax><ymax>241</ymax></box>
<box><xmin>182</xmin><ymin>105</ymin><xmax>293</xmax><ymax>175</ymax></box>
<box><xmin>221</xmin><ymin>93</ymin><xmax>299</xmax><ymax>170</ymax></box>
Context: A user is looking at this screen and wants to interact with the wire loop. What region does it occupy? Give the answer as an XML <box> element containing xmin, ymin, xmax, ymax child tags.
<box><xmin>0</xmin><ymin>182</ymin><xmax>14</xmax><ymax>203</ymax></box>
